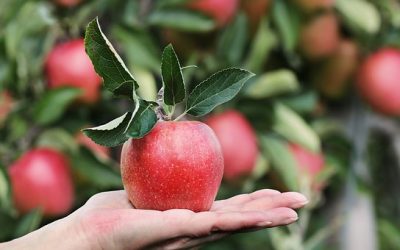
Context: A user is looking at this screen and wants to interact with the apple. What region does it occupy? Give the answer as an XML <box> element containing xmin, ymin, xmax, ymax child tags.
<box><xmin>299</xmin><ymin>12</ymin><xmax>339</xmax><ymax>60</ymax></box>
<box><xmin>357</xmin><ymin>48</ymin><xmax>400</xmax><ymax>115</ymax></box>
<box><xmin>54</xmin><ymin>0</ymin><xmax>82</xmax><ymax>7</ymax></box>
<box><xmin>45</xmin><ymin>39</ymin><xmax>102</xmax><ymax>104</ymax></box>
<box><xmin>9</xmin><ymin>148</ymin><xmax>74</xmax><ymax>216</ymax></box>
<box><xmin>0</xmin><ymin>91</ymin><xmax>13</xmax><ymax>124</ymax></box>
<box><xmin>293</xmin><ymin>0</ymin><xmax>334</xmax><ymax>12</ymax></box>
<box><xmin>314</xmin><ymin>39</ymin><xmax>359</xmax><ymax>98</ymax></box>
<box><xmin>241</xmin><ymin>0</ymin><xmax>271</xmax><ymax>33</ymax></box>
<box><xmin>187</xmin><ymin>0</ymin><xmax>239</xmax><ymax>27</ymax></box>
<box><xmin>76</xmin><ymin>132</ymin><xmax>110</xmax><ymax>160</ymax></box>
<box><xmin>288</xmin><ymin>143</ymin><xmax>325</xmax><ymax>189</ymax></box>
<box><xmin>205</xmin><ymin>110</ymin><xmax>258</xmax><ymax>181</ymax></box>
<box><xmin>120</xmin><ymin>121</ymin><xmax>223</xmax><ymax>212</ymax></box>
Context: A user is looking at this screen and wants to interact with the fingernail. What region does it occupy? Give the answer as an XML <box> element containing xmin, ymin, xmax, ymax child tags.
<box><xmin>285</xmin><ymin>216</ymin><xmax>298</xmax><ymax>224</ymax></box>
<box><xmin>294</xmin><ymin>200</ymin><xmax>309</xmax><ymax>207</ymax></box>
<box><xmin>256</xmin><ymin>221</ymin><xmax>273</xmax><ymax>227</ymax></box>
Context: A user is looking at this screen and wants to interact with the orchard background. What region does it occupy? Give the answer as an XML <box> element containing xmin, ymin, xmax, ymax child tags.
<box><xmin>1</xmin><ymin>0</ymin><xmax>400</xmax><ymax>249</ymax></box>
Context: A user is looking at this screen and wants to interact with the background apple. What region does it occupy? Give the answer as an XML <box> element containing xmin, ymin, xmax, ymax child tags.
<box><xmin>45</xmin><ymin>39</ymin><xmax>102</xmax><ymax>104</ymax></box>
<box><xmin>299</xmin><ymin>12</ymin><xmax>340</xmax><ymax>60</ymax></box>
<box><xmin>120</xmin><ymin>121</ymin><xmax>224</xmax><ymax>212</ymax></box>
<box><xmin>54</xmin><ymin>0</ymin><xmax>82</xmax><ymax>7</ymax></box>
<box><xmin>288</xmin><ymin>143</ymin><xmax>325</xmax><ymax>189</ymax></box>
<box><xmin>9</xmin><ymin>148</ymin><xmax>74</xmax><ymax>216</ymax></box>
<box><xmin>357</xmin><ymin>48</ymin><xmax>400</xmax><ymax>115</ymax></box>
<box><xmin>241</xmin><ymin>0</ymin><xmax>271</xmax><ymax>33</ymax></box>
<box><xmin>205</xmin><ymin>110</ymin><xmax>258</xmax><ymax>181</ymax></box>
<box><xmin>188</xmin><ymin>0</ymin><xmax>239</xmax><ymax>27</ymax></box>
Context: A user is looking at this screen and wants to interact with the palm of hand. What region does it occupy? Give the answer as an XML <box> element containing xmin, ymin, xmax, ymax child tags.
<box><xmin>73</xmin><ymin>190</ymin><xmax>307</xmax><ymax>250</ymax></box>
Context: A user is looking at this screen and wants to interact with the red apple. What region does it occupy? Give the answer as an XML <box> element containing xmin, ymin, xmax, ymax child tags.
<box><xmin>357</xmin><ymin>48</ymin><xmax>400</xmax><ymax>115</ymax></box>
<box><xmin>205</xmin><ymin>110</ymin><xmax>258</xmax><ymax>181</ymax></box>
<box><xmin>187</xmin><ymin>0</ymin><xmax>239</xmax><ymax>27</ymax></box>
<box><xmin>45</xmin><ymin>39</ymin><xmax>102</xmax><ymax>104</ymax></box>
<box><xmin>299</xmin><ymin>13</ymin><xmax>340</xmax><ymax>60</ymax></box>
<box><xmin>76</xmin><ymin>132</ymin><xmax>110</xmax><ymax>160</ymax></box>
<box><xmin>121</xmin><ymin>121</ymin><xmax>223</xmax><ymax>212</ymax></box>
<box><xmin>241</xmin><ymin>0</ymin><xmax>271</xmax><ymax>33</ymax></box>
<box><xmin>314</xmin><ymin>39</ymin><xmax>359</xmax><ymax>98</ymax></box>
<box><xmin>288</xmin><ymin>143</ymin><xmax>325</xmax><ymax>189</ymax></box>
<box><xmin>0</xmin><ymin>91</ymin><xmax>13</xmax><ymax>124</ymax></box>
<box><xmin>54</xmin><ymin>0</ymin><xmax>82</xmax><ymax>7</ymax></box>
<box><xmin>293</xmin><ymin>0</ymin><xmax>334</xmax><ymax>12</ymax></box>
<box><xmin>9</xmin><ymin>148</ymin><xmax>74</xmax><ymax>216</ymax></box>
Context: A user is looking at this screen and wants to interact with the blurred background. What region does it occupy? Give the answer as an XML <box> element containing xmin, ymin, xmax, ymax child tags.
<box><xmin>1</xmin><ymin>0</ymin><xmax>400</xmax><ymax>249</ymax></box>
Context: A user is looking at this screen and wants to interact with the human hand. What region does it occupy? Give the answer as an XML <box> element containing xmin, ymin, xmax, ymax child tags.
<box><xmin>2</xmin><ymin>189</ymin><xmax>308</xmax><ymax>250</ymax></box>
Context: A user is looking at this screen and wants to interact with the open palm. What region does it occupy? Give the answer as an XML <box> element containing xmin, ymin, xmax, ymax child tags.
<box><xmin>73</xmin><ymin>189</ymin><xmax>308</xmax><ymax>249</ymax></box>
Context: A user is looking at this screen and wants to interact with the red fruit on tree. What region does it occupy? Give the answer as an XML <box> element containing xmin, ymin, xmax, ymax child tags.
<box><xmin>293</xmin><ymin>0</ymin><xmax>334</xmax><ymax>12</ymax></box>
<box><xmin>299</xmin><ymin>13</ymin><xmax>340</xmax><ymax>60</ymax></box>
<box><xmin>0</xmin><ymin>91</ymin><xmax>13</xmax><ymax>124</ymax></box>
<box><xmin>121</xmin><ymin>121</ymin><xmax>223</xmax><ymax>212</ymax></box>
<box><xmin>187</xmin><ymin>0</ymin><xmax>239</xmax><ymax>27</ymax></box>
<box><xmin>288</xmin><ymin>143</ymin><xmax>325</xmax><ymax>189</ymax></box>
<box><xmin>45</xmin><ymin>39</ymin><xmax>102</xmax><ymax>104</ymax></box>
<box><xmin>205</xmin><ymin>110</ymin><xmax>258</xmax><ymax>181</ymax></box>
<box><xmin>9</xmin><ymin>148</ymin><xmax>75</xmax><ymax>216</ymax></box>
<box><xmin>54</xmin><ymin>0</ymin><xmax>82</xmax><ymax>7</ymax></box>
<box><xmin>76</xmin><ymin>132</ymin><xmax>110</xmax><ymax>160</ymax></box>
<box><xmin>357</xmin><ymin>48</ymin><xmax>400</xmax><ymax>115</ymax></box>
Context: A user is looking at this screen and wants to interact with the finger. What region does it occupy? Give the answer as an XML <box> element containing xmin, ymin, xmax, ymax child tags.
<box><xmin>211</xmin><ymin>189</ymin><xmax>281</xmax><ymax>211</ymax></box>
<box><xmin>82</xmin><ymin>190</ymin><xmax>133</xmax><ymax>210</ymax></box>
<box><xmin>242</xmin><ymin>192</ymin><xmax>308</xmax><ymax>211</ymax></box>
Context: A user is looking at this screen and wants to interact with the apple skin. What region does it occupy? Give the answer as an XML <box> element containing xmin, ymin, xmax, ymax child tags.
<box><xmin>205</xmin><ymin>110</ymin><xmax>258</xmax><ymax>181</ymax></box>
<box><xmin>293</xmin><ymin>0</ymin><xmax>334</xmax><ymax>12</ymax></box>
<box><xmin>9</xmin><ymin>148</ymin><xmax>75</xmax><ymax>216</ymax></box>
<box><xmin>299</xmin><ymin>13</ymin><xmax>339</xmax><ymax>60</ymax></box>
<box><xmin>314</xmin><ymin>39</ymin><xmax>359</xmax><ymax>98</ymax></box>
<box><xmin>288</xmin><ymin>143</ymin><xmax>325</xmax><ymax>189</ymax></box>
<box><xmin>45</xmin><ymin>39</ymin><xmax>102</xmax><ymax>104</ymax></box>
<box><xmin>54</xmin><ymin>0</ymin><xmax>82</xmax><ymax>7</ymax></box>
<box><xmin>187</xmin><ymin>0</ymin><xmax>239</xmax><ymax>27</ymax></box>
<box><xmin>121</xmin><ymin>121</ymin><xmax>224</xmax><ymax>212</ymax></box>
<box><xmin>76</xmin><ymin>132</ymin><xmax>110</xmax><ymax>160</ymax></box>
<box><xmin>357</xmin><ymin>48</ymin><xmax>400</xmax><ymax>115</ymax></box>
<box><xmin>0</xmin><ymin>91</ymin><xmax>13</xmax><ymax>124</ymax></box>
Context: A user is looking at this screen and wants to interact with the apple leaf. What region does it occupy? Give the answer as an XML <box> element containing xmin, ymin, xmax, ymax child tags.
<box><xmin>33</xmin><ymin>87</ymin><xmax>81</xmax><ymax>125</ymax></box>
<box><xmin>14</xmin><ymin>209</ymin><xmax>43</xmax><ymax>238</ymax></box>
<box><xmin>185</xmin><ymin>68</ymin><xmax>255</xmax><ymax>116</ymax></box>
<box><xmin>148</xmin><ymin>9</ymin><xmax>215</xmax><ymax>32</ymax></box>
<box><xmin>82</xmin><ymin>112</ymin><xmax>132</xmax><ymax>147</ymax></box>
<box><xmin>126</xmin><ymin>100</ymin><xmax>158</xmax><ymax>138</ymax></box>
<box><xmin>161</xmin><ymin>44</ymin><xmax>186</xmax><ymax>105</ymax></box>
<box><xmin>84</xmin><ymin>18</ymin><xmax>138</xmax><ymax>99</ymax></box>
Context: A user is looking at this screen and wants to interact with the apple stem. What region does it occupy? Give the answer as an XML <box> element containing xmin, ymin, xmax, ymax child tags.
<box><xmin>174</xmin><ymin>111</ymin><xmax>187</xmax><ymax>121</ymax></box>
<box><xmin>155</xmin><ymin>87</ymin><xmax>169</xmax><ymax>121</ymax></box>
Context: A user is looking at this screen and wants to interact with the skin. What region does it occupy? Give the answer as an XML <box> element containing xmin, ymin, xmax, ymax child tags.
<box><xmin>187</xmin><ymin>0</ymin><xmax>239</xmax><ymax>27</ymax></box>
<box><xmin>121</xmin><ymin>121</ymin><xmax>223</xmax><ymax>212</ymax></box>
<box><xmin>357</xmin><ymin>48</ymin><xmax>400</xmax><ymax>115</ymax></box>
<box><xmin>8</xmin><ymin>148</ymin><xmax>74</xmax><ymax>216</ymax></box>
<box><xmin>299</xmin><ymin>12</ymin><xmax>340</xmax><ymax>60</ymax></box>
<box><xmin>205</xmin><ymin>110</ymin><xmax>258</xmax><ymax>181</ymax></box>
<box><xmin>45</xmin><ymin>39</ymin><xmax>102</xmax><ymax>104</ymax></box>
<box><xmin>0</xmin><ymin>189</ymin><xmax>308</xmax><ymax>250</ymax></box>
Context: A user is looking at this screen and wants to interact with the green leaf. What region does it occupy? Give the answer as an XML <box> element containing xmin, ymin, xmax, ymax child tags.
<box><xmin>126</xmin><ymin>100</ymin><xmax>158</xmax><ymax>138</ymax></box>
<box><xmin>273</xmin><ymin>103</ymin><xmax>320</xmax><ymax>152</ymax></box>
<box><xmin>33</xmin><ymin>87</ymin><xmax>81</xmax><ymax>125</ymax></box>
<box><xmin>148</xmin><ymin>9</ymin><xmax>215</xmax><ymax>32</ymax></box>
<box><xmin>186</xmin><ymin>68</ymin><xmax>255</xmax><ymax>116</ymax></box>
<box><xmin>217</xmin><ymin>13</ymin><xmax>248</xmax><ymax>64</ymax></box>
<box><xmin>133</xmin><ymin>67</ymin><xmax>158</xmax><ymax>101</ymax></box>
<box><xmin>35</xmin><ymin>129</ymin><xmax>79</xmax><ymax>153</ymax></box>
<box><xmin>245</xmin><ymin>69</ymin><xmax>299</xmax><ymax>99</ymax></box>
<box><xmin>14</xmin><ymin>209</ymin><xmax>42</xmax><ymax>238</ymax></box>
<box><xmin>82</xmin><ymin>112</ymin><xmax>132</xmax><ymax>147</ymax></box>
<box><xmin>260</xmin><ymin>135</ymin><xmax>299</xmax><ymax>191</ymax></box>
<box><xmin>85</xmin><ymin>18</ymin><xmax>138</xmax><ymax>98</ymax></box>
<box><xmin>280</xmin><ymin>91</ymin><xmax>318</xmax><ymax>114</ymax></box>
<box><xmin>272</xmin><ymin>0</ymin><xmax>300</xmax><ymax>52</ymax></box>
<box><xmin>0</xmin><ymin>165</ymin><xmax>15</xmax><ymax>215</ymax></box>
<box><xmin>161</xmin><ymin>44</ymin><xmax>186</xmax><ymax>105</ymax></box>
<box><xmin>336</xmin><ymin>0</ymin><xmax>381</xmax><ymax>35</ymax></box>
<box><xmin>70</xmin><ymin>148</ymin><xmax>122</xmax><ymax>189</ymax></box>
